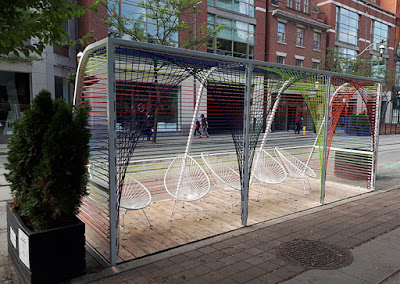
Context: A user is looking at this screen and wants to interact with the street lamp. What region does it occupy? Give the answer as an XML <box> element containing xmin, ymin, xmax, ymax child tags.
<box><xmin>357</xmin><ymin>39</ymin><xmax>387</xmax><ymax>58</ymax></box>
<box><xmin>77</xmin><ymin>51</ymin><xmax>83</xmax><ymax>63</ymax></box>
<box><xmin>379</xmin><ymin>44</ymin><xmax>386</xmax><ymax>57</ymax></box>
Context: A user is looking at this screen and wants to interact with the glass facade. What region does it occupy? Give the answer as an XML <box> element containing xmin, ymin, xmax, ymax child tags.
<box><xmin>371</xmin><ymin>20</ymin><xmax>389</xmax><ymax>52</ymax></box>
<box><xmin>370</xmin><ymin>55</ymin><xmax>386</xmax><ymax>78</ymax></box>
<box><xmin>336</xmin><ymin>47</ymin><xmax>357</xmax><ymax>58</ymax></box>
<box><xmin>207</xmin><ymin>14</ymin><xmax>255</xmax><ymax>59</ymax></box>
<box><xmin>336</xmin><ymin>7</ymin><xmax>359</xmax><ymax>46</ymax></box>
<box><xmin>209</xmin><ymin>0</ymin><xmax>255</xmax><ymax>17</ymax></box>
<box><xmin>109</xmin><ymin>0</ymin><xmax>178</xmax><ymax>46</ymax></box>
<box><xmin>336</xmin><ymin>47</ymin><xmax>357</xmax><ymax>73</ymax></box>
<box><xmin>0</xmin><ymin>71</ymin><xmax>30</xmax><ymax>136</ymax></box>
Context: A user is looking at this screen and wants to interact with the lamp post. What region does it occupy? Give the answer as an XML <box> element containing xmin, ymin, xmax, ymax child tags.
<box><xmin>357</xmin><ymin>39</ymin><xmax>387</xmax><ymax>58</ymax></box>
<box><xmin>77</xmin><ymin>51</ymin><xmax>83</xmax><ymax>64</ymax></box>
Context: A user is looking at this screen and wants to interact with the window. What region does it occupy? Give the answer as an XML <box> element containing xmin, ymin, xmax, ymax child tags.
<box><xmin>296</xmin><ymin>27</ymin><xmax>304</xmax><ymax>47</ymax></box>
<box><xmin>207</xmin><ymin>14</ymin><xmax>255</xmax><ymax>59</ymax></box>
<box><xmin>303</xmin><ymin>0</ymin><xmax>309</xmax><ymax>13</ymax></box>
<box><xmin>277</xmin><ymin>56</ymin><xmax>285</xmax><ymax>64</ymax></box>
<box><xmin>312</xmin><ymin>62</ymin><xmax>320</xmax><ymax>69</ymax></box>
<box><xmin>295</xmin><ymin>0</ymin><xmax>301</xmax><ymax>10</ymax></box>
<box><xmin>277</xmin><ymin>22</ymin><xmax>286</xmax><ymax>43</ymax></box>
<box><xmin>336</xmin><ymin>47</ymin><xmax>357</xmax><ymax>59</ymax></box>
<box><xmin>211</xmin><ymin>0</ymin><xmax>255</xmax><ymax>17</ymax></box>
<box><xmin>287</xmin><ymin>0</ymin><xmax>292</xmax><ymax>8</ymax></box>
<box><xmin>371</xmin><ymin>20</ymin><xmax>389</xmax><ymax>52</ymax></box>
<box><xmin>296</xmin><ymin>59</ymin><xmax>303</xmax><ymax>67</ymax></box>
<box><xmin>371</xmin><ymin>55</ymin><xmax>386</xmax><ymax>78</ymax></box>
<box><xmin>336</xmin><ymin>7</ymin><xmax>359</xmax><ymax>45</ymax></box>
<box><xmin>115</xmin><ymin>0</ymin><xmax>179</xmax><ymax>46</ymax></box>
<box><xmin>336</xmin><ymin>47</ymin><xmax>358</xmax><ymax>73</ymax></box>
<box><xmin>313</xmin><ymin>32</ymin><xmax>321</xmax><ymax>50</ymax></box>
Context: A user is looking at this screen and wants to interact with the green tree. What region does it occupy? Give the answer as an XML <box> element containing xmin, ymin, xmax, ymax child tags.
<box><xmin>0</xmin><ymin>0</ymin><xmax>100</xmax><ymax>57</ymax></box>
<box><xmin>106</xmin><ymin>0</ymin><xmax>223</xmax><ymax>141</ymax></box>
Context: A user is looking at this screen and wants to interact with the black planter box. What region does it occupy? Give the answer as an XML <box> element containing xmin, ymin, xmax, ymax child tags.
<box><xmin>6</xmin><ymin>203</ymin><xmax>86</xmax><ymax>284</ymax></box>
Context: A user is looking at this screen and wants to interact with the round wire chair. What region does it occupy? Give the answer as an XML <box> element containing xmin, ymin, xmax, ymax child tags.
<box><xmin>201</xmin><ymin>152</ymin><xmax>241</xmax><ymax>212</ymax></box>
<box><xmin>119</xmin><ymin>175</ymin><xmax>152</xmax><ymax>240</ymax></box>
<box><xmin>164</xmin><ymin>154</ymin><xmax>210</xmax><ymax>220</ymax></box>
<box><xmin>252</xmin><ymin>149</ymin><xmax>287</xmax><ymax>201</ymax></box>
<box><xmin>274</xmin><ymin>147</ymin><xmax>316</xmax><ymax>194</ymax></box>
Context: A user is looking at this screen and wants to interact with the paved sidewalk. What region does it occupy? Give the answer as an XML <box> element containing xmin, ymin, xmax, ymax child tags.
<box><xmin>69</xmin><ymin>187</ymin><xmax>400</xmax><ymax>284</ymax></box>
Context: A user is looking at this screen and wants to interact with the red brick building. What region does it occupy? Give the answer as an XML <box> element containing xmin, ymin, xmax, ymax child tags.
<box><xmin>315</xmin><ymin>0</ymin><xmax>396</xmax><ymax>76</ymax></box>
<box><xmin>264</xmin><ymin>0</ymin><xmax>329</xmax><ymax>68</ymax></box>
<box><xmin>76</xmin><ymin>0</ymin><xmax>398</xmax><ymax>126</ymax></box>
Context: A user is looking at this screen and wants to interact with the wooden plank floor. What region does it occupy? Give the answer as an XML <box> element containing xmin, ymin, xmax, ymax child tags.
<box><xmin>85</xmin><ymin>176</ymin><xmax>368</xmax><ymax>264</ymax></box>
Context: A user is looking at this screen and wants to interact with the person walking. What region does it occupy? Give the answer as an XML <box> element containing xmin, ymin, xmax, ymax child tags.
<box><xmin>194</xmin><ymin>120</ymin><xmax>201</xmax><ymax>137</ymax></box>
<box><xmin>200</xmin><ymin>114</ymin><xmax>209</xmax><ymax>138</ymax></box>
<box><xmin>295</xmin><ymin>115</ymin><xmax>303</xmax><ymax>134</ymax></box>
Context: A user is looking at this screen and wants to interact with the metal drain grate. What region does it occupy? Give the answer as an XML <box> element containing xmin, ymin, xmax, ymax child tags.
<box><xmin>276</xmin><ymin>239</ymin><xmax>353</xmax><ymax>270</ymax></box>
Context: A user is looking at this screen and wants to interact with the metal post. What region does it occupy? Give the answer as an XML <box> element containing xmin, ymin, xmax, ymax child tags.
<box><xmin>371</xmin><ymin>82</ymin><xmax>383</xmax><ymax>191</ymax></box>
<box><xmin>242</xmin><ymin>64</ymin><xmax>253</xmax><ymax>226</ymax></box>
<box><xmin>106</xmin><ymin>39</ymin><xmax>119</xmax><ymax>266</ymax></box>
<box><xmin>320</xmin><ymin>76</ymin><xmax>331</xmax><ymax>205</ymax></box>
<box><xmin>306</xmin><ymin>82</ymin><xmax>350</xmax><ymax>167</ymax></box>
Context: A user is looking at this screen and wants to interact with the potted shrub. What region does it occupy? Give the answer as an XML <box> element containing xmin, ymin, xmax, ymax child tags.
<box><xmin>5</xmin><ymin>90</ymin><xmax>91</xmax><ymax>283</ymax></box>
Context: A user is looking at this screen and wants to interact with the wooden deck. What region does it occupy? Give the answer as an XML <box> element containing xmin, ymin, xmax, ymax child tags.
<box><xmin>85</xmin><ymin>176</ymin><xmax>368</xmax><ymax>264</ymax></box>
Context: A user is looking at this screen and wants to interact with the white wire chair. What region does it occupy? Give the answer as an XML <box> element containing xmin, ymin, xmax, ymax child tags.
<box><xmin>119</xmin><ymin>174</ymin><xmax>152</xmax><ymax>240</ymax></box>
<box><xmin>88</xmin><ymin>164</ymin><xmax>152</xmax><ymax>240</ymax></box>
<box><xmin>201</xmin><ymin>152</ymin><xmax>241</xmax><ymax>213</ymax></box>
<box><xmin>252</xmin><ymin>149</ymin><xmax>287</xmax><ymax>201</ymax></box>
<box><xmin>164</xmin><ymin>154</ymin><xmax>210</xmax><ymax>221</ymax></box>
<box><xmin>274</xmin><ymin>147</ymin><xmax>316</xmax><ymax>194</ymax></box>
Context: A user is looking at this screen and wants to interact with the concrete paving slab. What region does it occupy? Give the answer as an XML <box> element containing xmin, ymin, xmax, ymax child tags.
<box><xmin>339</xmin><ymin>239</ymin><xmax>400</xmax><ymax>283</ymax></box>
<box><xmin>283</xmin><ymin>269</ymin><xmax>372</xmax><ymax>284</ymax></box>
<box><xmin>283</xmin><ymin>228</ymin><xmax>400</xmax><ymax>284</ymax></box>
<box><xmin>0</xmin><ymin>186</ymin><xmax>10</xmax><ymax>202</ymax></box>
<box><xmin>381</xmin><ymin>270</ymin><xmax>400</xmax><ymax>284</ymax></box>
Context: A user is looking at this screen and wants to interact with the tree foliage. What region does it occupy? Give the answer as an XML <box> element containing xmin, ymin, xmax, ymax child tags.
<box><xmin>0</xmin><ymin>0</ymin><xmax>100</xmax><ymax>57</ymax></box>
<box><xmin>5</xmin><ymin>90</ymin><xmax>91</xmax><ymax>231</ymax></box>
<box><xmin>106</xmin><ymin>0</ymin><xmax>223</xmax><ymax>49</ymax></box>
<box><xmin>106</xmin><ymin>0</ymin><xmax>223</xmax><ymax>141</ymax></box>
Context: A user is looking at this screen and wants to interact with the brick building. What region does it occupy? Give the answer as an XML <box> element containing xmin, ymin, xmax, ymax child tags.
<box><xmin>264</xmin><ymin>0</ymin><xmax>329</xmax><ymax>69</ymax></box>
<box><xmin>1</xmin><ymin>0</ymin><xmax>397</xmax><ymax>141</ymax></box>
<box><xmin>315</xmin><ymin>0</ymin><xmax>396</xmax><ymax>124</ymax></box>
<box><xmin>380</xmin><ymin>0</ymin><xmax>400</xmax><ymax>125</ymax></box>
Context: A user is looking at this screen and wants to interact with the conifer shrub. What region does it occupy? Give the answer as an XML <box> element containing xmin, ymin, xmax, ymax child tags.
<box><xmin>5</xmin><ymin>89</ymin><xmax>90</xmax><ymax>231</ymax></box>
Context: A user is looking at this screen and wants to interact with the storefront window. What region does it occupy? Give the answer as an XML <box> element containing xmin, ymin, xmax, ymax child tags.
<box><xmin>0</xmin><ymin>71</ymin><xmax>30</xmax><ymax>135</ymax></box>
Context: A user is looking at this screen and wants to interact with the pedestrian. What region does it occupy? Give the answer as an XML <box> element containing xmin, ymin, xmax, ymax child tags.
<box><xmin>295</xmin><ymin>115</ymin><xmax>303</xmax><ymax>134</ymax></box>
<box><xmin>144</xmin><ymin>114</ymin><xmax>154</xmax><ymax>140</ymax></box>
<box><xmin>194</xmin><ymin>120</ymin><xmax>201</xmax><ymax>137</ymax></box>
<box><xmin>200</xmin><ymin>114</ymin><xmax>209</xmax><ymax>138</ymax></box>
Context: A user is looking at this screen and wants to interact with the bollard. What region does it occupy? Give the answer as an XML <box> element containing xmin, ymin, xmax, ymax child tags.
<box><xmin>303</xmin><ymin>126</ymin><xmax>306</xmax><ymax>135</ymax></box>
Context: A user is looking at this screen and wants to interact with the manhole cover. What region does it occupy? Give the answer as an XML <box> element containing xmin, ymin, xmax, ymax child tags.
<box><xmin>276</xmin><ymin>239</ymin><xmax>353</xmax><ymax>270</ymax></box>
